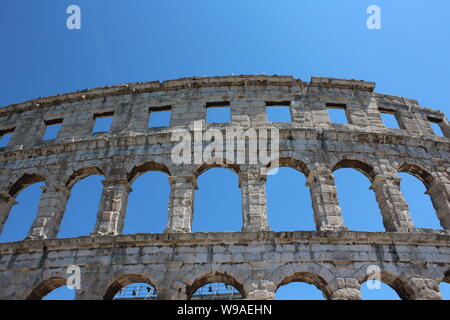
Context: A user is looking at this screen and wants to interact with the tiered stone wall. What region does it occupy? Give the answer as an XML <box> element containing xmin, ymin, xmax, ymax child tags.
<box><xmin>0</xmin><ymin>75</ymin><xmax>449</xmax><ymax>300</ymax></box>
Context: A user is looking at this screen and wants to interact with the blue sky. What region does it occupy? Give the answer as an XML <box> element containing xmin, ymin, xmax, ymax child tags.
<box><xmin>0</xmin><ymin>0</ymin><xmax>449</xmax><ymax>300</ymax></box>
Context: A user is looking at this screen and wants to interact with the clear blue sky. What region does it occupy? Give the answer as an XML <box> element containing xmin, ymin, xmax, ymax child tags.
<box><xmin>0</xmin><ymin>0</ymin><xmax>449</xmax><ymax>300</ymax></box>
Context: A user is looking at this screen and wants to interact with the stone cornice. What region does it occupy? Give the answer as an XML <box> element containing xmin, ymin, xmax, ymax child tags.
<box><xmin>0</xmin><ymin>127</ymin><xmax>448</xmax><ymax>165</ymax></box>
<box><xmin>0</xmin><ymin>230</ymin><xmax>449</xmax><ymax>256</ymax></box>
<box><xmin>310</xmin><ymin>76</ymin><xmax>375</xmax><ymax>92</ymax></box>
<box><xmin>0</xmin><ymin>75</ymin><xmax>444</xmax><ymax>118</ymax></box>
<box><xmin>0</xmin><ymin>75</ymin><xmax>303</xmax><ymax>116</ymax></box>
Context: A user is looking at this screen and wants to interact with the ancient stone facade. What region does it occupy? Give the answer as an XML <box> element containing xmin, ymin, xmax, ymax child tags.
<box><xmin>0</xmin><ymin>75</ymin><xmax>449</xmax><ymax>300</ymax></box>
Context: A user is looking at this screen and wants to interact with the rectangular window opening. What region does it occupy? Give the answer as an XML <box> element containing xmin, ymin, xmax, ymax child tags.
<box><xmin>92</xmin><ymin>112</ymin><xmax>114</xmax><ymax>133</ymax></box>
<box><xmin>266</xmin><ymin>101</ymin><xmax>292</xmax><ymax>122</ymax></box>
<box><xmin>428</xmin><ymin>118</ymin><xmax>445</xmax><ymax>137</ymax></box>
<box><xmin>206</xmin><ymin>101</ymin><xmax>230</xmax><ymax>123</ymax></box>
<box><xmin>43</xmin><ymin>119</ymin><xmax>63</xmax><ymax>140</ymax></box>
<box><xmin>0</xmin><ymin>128</ymin><xmax>14</xmax><ymax>148</ymax></box>
<box><xmin>148</xmin><ymin>106</ymin><xmax>171</xmax><ymax>128</ymax></box>
<box><xmin>379</xmin><ymin>110</ymin><xmax>400</xmax><ymax>129</ymax></box>
<box><xmin>326</xmin><ymin>103</ymin><xmax>348</xmax><ymax>124</ymax></box>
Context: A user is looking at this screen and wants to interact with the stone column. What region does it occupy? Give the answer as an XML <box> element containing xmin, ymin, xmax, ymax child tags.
<box><xmin>73</xmin><ymin>270</ymin><xmax>110</xmax><ymax>300</ymax></box>
<box><xmin>0</xmin><ymin>191</ymin><xmax>16</xmax><ymax>235</ymax></box>
<box><xmin>165</xmin><ymin>176</ymin><xmax>196</xmax><ymax>233</ymax></box>
<box><xmin>244</xmin><ymin>276</ymin><xmax>276</xmax><ymax>300</ymax></box>
<box><xmin>426</xmin><ymin>181</ymin><xmax>450</xmax><ymax>230</ymax></box>
<box><xmin>27</xmin><ymin>183</ymin><xmax>71</xmax><ymax>240</ymax></box>
<box><xmin>306</xmin><ymin>169</ymin><xmax>346</xmax><ymax>231</ymax></box>
<box><xmin>439</xmin><ymin>118</ymin><xmax>450</xmax><ymax>139</ymax></box>
<box><xmin>158</xmin><ymin>281</ymin><xmax>187</xmax><ymax>300</ymax></box>
<box><xmin>406</xmin><ymin>277</ymin><xmax>441</xmax><ymax>300</ymax></box>
<box><xmin>239</xmin><ymin>171</ymin><xmax>270</xmax><ymax>232</ymax></box>
<box><xmin>370</xmin><ymin>175</ymin><xmax>414</xmax><ymax>232</ymax></box>
<box><xmin>92</xmin><ymin>178</ymin><xmax>131</xmax><ymax>236</ymax></box>
<box><xmin>329</xmin><ymin>278</ymin><xmax>361</xmax><ymax>300</ymax></box>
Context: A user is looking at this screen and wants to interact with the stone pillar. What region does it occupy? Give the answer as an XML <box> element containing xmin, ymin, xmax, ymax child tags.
<box><xmin>92</xmin><ymin>178</ymin><xmax>131</xmax><ymax>236</ymax></box>
<box><xmin>27</xmin><ymin>183</ymin><xmax>71</xmax><ymax>239</ymax></box>
<box><xmin>329</xmin><ymin>278</ymin><xmax>361</xmax><ymax>300</ymax></box>
<box><xmin>439</xmin><ymin>118</ymin><xmax>450</xmax><ymax>139</ymax></box>
<box><xmin>75</xmin><ymin>290</ymin><xmax>100</xmax><ymax>300</ymax></box>
<box><xmin>306</xmin><ymin>169</ymin><xmax>346</xmax><ymax>231</ymax></box>
<box><xmin>406</xmin><ymin>277</ymin><xmax>441</xmax><ymax>300</ymax></box>
<box><xmin>426</xmin><ymin>181</ymin><xmax>450</xmax><ymax>230</ymax></box>
<box><xmin>370</xmin><ymin>175</ymin><xmax>414</xmax><ymax>232</ymax></box>
<box><xmin>0</xmin><ymin>192</ymin><xmax>16</xmax><ymax>235</ymax></box>
<box><xmin>239</xmin><ymin>171</ymin><xmax>270</xmax><ymax>232</ymax></box>
<box><xmin>158</xmin><ymin>281</ymin><xmax>187</xmax><ymax>300</ymax></box>
<box><xmin>245</xmin><ymin>276</ymin><xmax>276</xmax><ymax>300</ymax></box>
<box><xmin>165</xmin><ymin>176</ymin><xmax>196</xmax><ymax>233</ymax></box>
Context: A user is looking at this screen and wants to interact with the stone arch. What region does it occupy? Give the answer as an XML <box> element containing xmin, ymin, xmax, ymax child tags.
<box><xmin>1</xmin><ymin>173</ymin><xmax>46</xmax><ymax>240</ymax></box>
<box><xmin>192</xmin><ymin>165</ymin><xmax>242</xmax><ymax>232</ymax></box>
<box><xmin>270</xmin><ymin>262</ymin><xmax>335</xmax><ymax>299</ymax></box>
<box><xmin>127</xmin><ymin>161</ymin><xmax>171</xmax><ymax>184</ymax></box>
<box><xmin>397</xmin><ymin>162</ymin><xmax>444</xmax><ymax>229</ymax></box>
<box><xmin>124</xmin><ymin>161</ymin><xmax>171</xmax><ymax>234</ymax></box>
<box><xmin>362</xmin><ymin>271</ymin><xmax>413</xmax><ymax>300</ymax></box>
<box><xmin>444</xmin><ymin>269</ymin><xmax>450</xmax><ymax>284</ymax></box>
<box><xmin>277</xmin><ymin>157</ymin><xmax>310</xmax><ymax>176</ymax></box>
<box><xmin>26</xmin><ymin>277</ymin><xmax>67</xmax><ymax>300</ymax></box>
<box><xmin>439</xmin><ymin>270</ymin><xmax>450</xmax><ymax>300</ymax></box>
<box><xmin>398</xmin><ymin>163</ymin><xmax>435</xmax><ymax>188</ymax></box>
<box><xmin>266</xmin><ymin>157</ymin><xmax>314</xmax><ymax>231</ymax></box>
<box><xmin>65</xmin><ymin>166</ymin><xmax>105</xmax><ymax>189</ymax></box>
<box><xmin>194</xmin><ymin>163</ymin><xmax>240</xmax><ymax>177</ymax></box>
<box><xmin>332</xmin><ymin>159</ymin><xmax>377</xmax><ymax>181</ymax></box>
<box><xmin>331</xmin><ymin>159</ymin><xmax>384</xmax><ymax>231</ymax></box>
<box><xmin>103</xmin><ymin>274</ymin><xmax>157</xmax><ymax>300</ymax></box>
<box><xmin>59</xmin><ymin>166</ymin><xmax>106</xmax><ymax>237</ymax></box>
<box><xmin>9</xmin><ymin>173</ymin><xmax>45</xmax><ymax>197</ymax></box>
<box><xmin>354</xmin><ymin>265</ymin><xmax>414</xmax><ymax>300</ymax></box>
<box><xmin>186</xmin><ymin>272</ymin><xmax>246</xmax><ymax>300</ymax></box>
<box><xmin>276</xmin><ymin>272</ymin><xmax>331</xmax><ymax>299</ymax></box>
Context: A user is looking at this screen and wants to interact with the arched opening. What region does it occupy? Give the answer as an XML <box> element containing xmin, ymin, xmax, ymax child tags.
<box><xmin>440</xmin><ymin>271</ymin><xmax>450</xmax><ymax>300</ymax></box>
<box><xmin>103</xmin><ymin>274</ymin><xmax>156</xmax><ymax>300</ymax></box>
<box><xmin>123</xmin><ymin>171</ymin><xmax>170</xmax><ymax>234</ymax></box>
<box><xmin>267</xmin><ymin>167</ymin><xmax>314</xmax><ymax>231</ymax></box>
<box><xmin>191</xmin><ymin>282</ymin><xmax>243</xmax><ymax>300</ymax></box>
<box><xmin>276</xmin><ymin>272</ymin><xmax>330</xmax><ymax>300</ymax></box>
<box><xmin>333</xmin><ymin>168</ymin><xmax>384</xmax><ymax>231</ymax></box>
<box><xmin>333</xmin><ymin>159</ymin><xmax>376</xmax><ymax>180</ymax></box>
<box><xmin>276</xmin><ymin>282</ymin><xmax>326</xmax><ymax>300</ymax></box>
<box><xmin>113</xmin><ymin>283</ymin><xmax>158</xmax><ymax>300</ymax></box>
<box><xmin>58</xmin><ymin>171</ymin><xmax>104</xmax><ymax>238</ymax></box>
<box><xmin>9</xmin><ymin>173</ymin><xmax>45</xmax><ymax>197</ymax></box>
<box><xmin>360</xmin><ymin>281</ymin><xmax>401</xmax><ymax>300</ymax></box>
<box><xmin>27</xmin><ymin>278</ymin><xmax>75</xmax><ymax>300</ymax></box>
<box><xmin>397</xmin><ymin>171</ymin><xmax>441</xmax><ymax>230</ymax></box>
<box><xmin>359</xmin><ymin>270</ymin><xmax>412</xmax><ymax>300</ymax></box>
<box><xmin>440</xmin><ymin>282</ymin><xmax>450</xmax><ymax>300</ymax></box>
<box><xmin>127</xmin><ymin>161</ymin><xmax>170</xmax><ymax>184</ymax></box>
<box><xmin>193</xmin><ymin>168</ymin><xmax>241</xmax><ymax>232</ymax></box>
<box><xmin>0</xmin><ymin>179</ymin><xmax>44</xmax><ymax>243</ymax></box>
<box><xmin>42</xmin><ymin>286</ymin><xmax>76</xmax><ymax>300</ymax></box>
<box><xmin>187</xmin><ymin>273</ymin><xmax>245</xmax><ymax>300</ymax></box>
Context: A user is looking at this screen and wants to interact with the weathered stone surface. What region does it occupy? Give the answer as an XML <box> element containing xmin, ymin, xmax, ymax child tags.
<box><xmin>0</xmin><ymin>75</ymin><xmax>449</xmax><ymax>300</ymax></box>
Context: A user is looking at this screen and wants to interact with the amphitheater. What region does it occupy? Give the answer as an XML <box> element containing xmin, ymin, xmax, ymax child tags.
<box><xmin>0</xmin><ymin>75</ymin><xmax>449</xmax><ymax>300</ymax></box>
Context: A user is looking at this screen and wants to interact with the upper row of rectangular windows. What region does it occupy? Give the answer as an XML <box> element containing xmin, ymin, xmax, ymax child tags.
<box><xmin>0</xmin><ymin>103</ymin><xmax>446</xmax><ymax>147</ymax></box>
